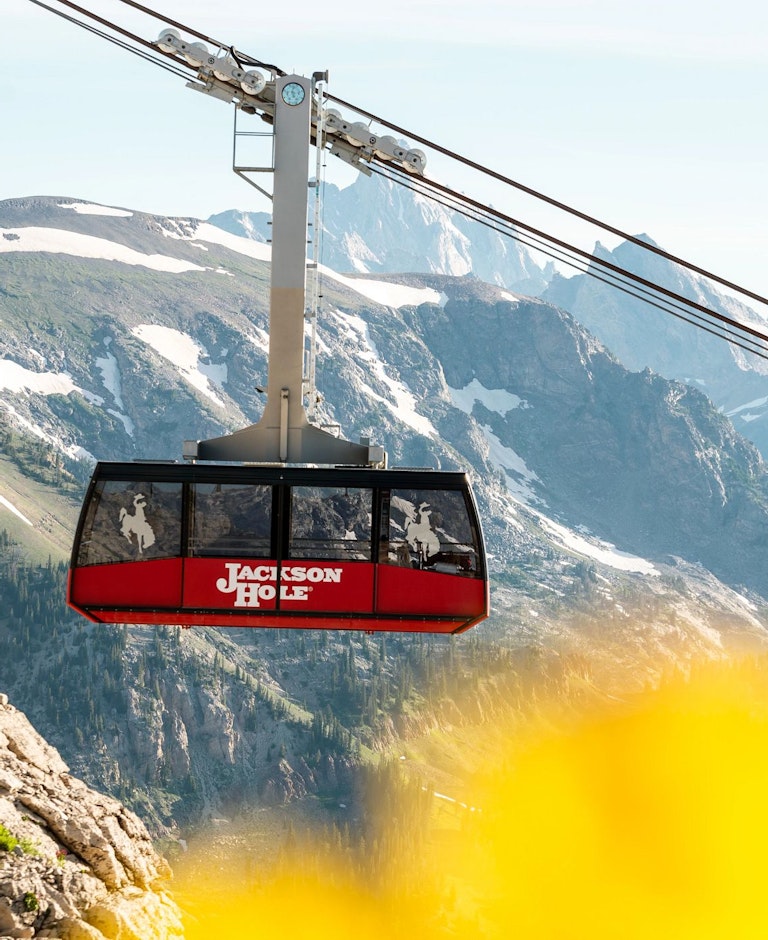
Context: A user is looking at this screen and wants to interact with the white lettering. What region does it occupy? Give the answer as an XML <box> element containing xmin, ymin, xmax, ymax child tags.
<box><xmin>280</xmin><ymin>585</ymin><xmax>309</xmax><ymax>601</ymax></box>
<box><xmin>215</xmin><ymin>563</ymin><xmax>343</xmax><ymax>606</ymax></box>
<box><xmin>235</xmin><ymin>582</ymin><xmax>261</xmax><ymax>608</ymax></box>
<box><xmin>216</xmin><ymin>563</ymin><xmax>241</xmax><ymax>593</ymax></box>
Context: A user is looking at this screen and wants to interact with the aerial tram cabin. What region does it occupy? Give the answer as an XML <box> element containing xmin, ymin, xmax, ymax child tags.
<box><xmin>68</xmin><ymin>463</ymin><xmax>488</xmax><ymax>633</ymax></box>
<box><xmin>65</xmin><ymin>68</ymin><xmax>489</xmax><ymax>634</ymax></box>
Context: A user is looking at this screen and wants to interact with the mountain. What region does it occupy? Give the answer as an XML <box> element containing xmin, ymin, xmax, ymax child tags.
<box><xmin>543</xmin><ymin>236</ymin><xmax>768</xmax><ymax>456</ymax></box>
<box><xmin>210</xmin><ymin>173</ymin><xmax>549</xmax><ymax>294</ymax></box>
<box><xmin>2</xmin><ymin>194</ymin><xmax>768</xmax><ymax>838</ymax></box>
<box><xmin>210</xmin><ymin>179</ymin><xmax>768</xmax><ymax>462</ymax></box>
<box><xmin>213</xmin><ymin>177</ymin><xmax>768</xmax><ymax>464</ymax></box>
<box><xmin>414</xmin><ymin>281</ymin><xmax>768</xmax><ymax>595</ymax></box>
<box><xmin>3</xmin><ymin>196</ymin><xmax>768</xmax><ymax>597</ymax></box>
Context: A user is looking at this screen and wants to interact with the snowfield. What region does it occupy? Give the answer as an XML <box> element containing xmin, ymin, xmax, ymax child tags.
<box><xmin>0</xmin><ymin>226</ymin><xmax>206</xmax><ymax>273</ymax></box>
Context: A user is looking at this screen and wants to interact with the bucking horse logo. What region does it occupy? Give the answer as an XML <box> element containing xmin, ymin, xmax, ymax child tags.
<box><xmin>119</xmin><ymin>493</ymin><xmax>156</xmax><ymax>554</ymax></box>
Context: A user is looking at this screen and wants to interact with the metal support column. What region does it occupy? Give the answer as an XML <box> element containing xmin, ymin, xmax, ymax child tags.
<box><xmin>194</xmin><ymin>75</ymin><xmax>382</xmax><ymax>466</ymax></box>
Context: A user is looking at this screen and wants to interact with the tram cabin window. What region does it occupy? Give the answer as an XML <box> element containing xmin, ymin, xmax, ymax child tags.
<box><xmin>386</xmin><ymin>488</ymin><xmax>479</xmax><ymax>576</ymax></box>
<box><xmin>76</xmin><ymin>479</ymin><xmax>182</xmax><ymax>566</ymax></box>
<box><xmin>290</xmin><ymin>486</ymin><xmax>372</xmax><ymax>560</ymax></box>
<box><xmin>189</xmin><ymin>483</ymin><xmax>272</xmax><ymax>557</ymax></box>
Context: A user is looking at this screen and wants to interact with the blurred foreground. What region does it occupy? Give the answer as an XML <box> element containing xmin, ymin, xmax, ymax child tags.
<box><xmin>172</xmin><ymin>658</ymin><xmax>768</xmax><ymax>938</ymax></box>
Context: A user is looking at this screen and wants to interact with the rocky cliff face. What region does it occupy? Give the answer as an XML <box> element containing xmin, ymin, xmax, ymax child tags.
<box><xmin>0</xmin><ymin>693</ymin><xmax>182</xmax><ymax>940</ymax></box>
<box><xmin>210</xmin><ymin>173</ymin><xmax>548</xmax><ymax>293</ymax></box>
<box><xmin>543</xmin><ymin>236</ymin><xmax>768</xmax><ymax>458</ymax></box>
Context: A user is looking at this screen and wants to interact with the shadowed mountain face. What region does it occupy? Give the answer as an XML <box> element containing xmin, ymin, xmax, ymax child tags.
<box><xmin>543</xmin><ymin>235</ymin><xmax>768</xmax><ymax>456</ymax></box>
<box><xmin>411</xmin><ymin>288</ymin><xmax>768</xmax><ymax>593</ymax></box>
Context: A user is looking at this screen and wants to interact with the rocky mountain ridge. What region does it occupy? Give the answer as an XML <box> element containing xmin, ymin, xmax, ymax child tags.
<box><xmin>211</xmin><ymin>179</ymin><xmax>768</xmax><ymax>461</ymax></box>
<box><xmin>542</xmin><ymin>236</ymin><xmax>768</xmax><ymax>456</ymax></box>
<box><xmin>210</xmin><ymin>173</ymin><xmax>548</xmax><ymax>294</ymax></box>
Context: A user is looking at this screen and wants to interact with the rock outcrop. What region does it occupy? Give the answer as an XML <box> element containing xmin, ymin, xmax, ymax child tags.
<box><xmin>0</xmin><ymin>693</ymin><xmax>182</xmax><ymax>940</ymax></box>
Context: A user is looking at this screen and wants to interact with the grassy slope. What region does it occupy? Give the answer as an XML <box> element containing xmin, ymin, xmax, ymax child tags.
<box><xmin>0</xmin><ymin>454</ymin><xmax>82</xmax><ymax>563</ymax></box>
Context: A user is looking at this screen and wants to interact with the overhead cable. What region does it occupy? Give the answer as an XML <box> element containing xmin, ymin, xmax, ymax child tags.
<box><xmin>112</xmin><ymin>0</ymin><xmax>285</xmax><ymax>73</ymax></box>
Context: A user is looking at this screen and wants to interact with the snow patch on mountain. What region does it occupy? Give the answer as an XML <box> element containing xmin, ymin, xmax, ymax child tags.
<box><xmin>332</xmin><ymin>310</ymin><xmax>437</xmax><ymax>438</ymax></box>
<box><xmin>0</xmin><ymin>359</ymin><xmax>84</xmax><ymax>397</ymax></box>
<box><xmin>535</xmin><ymin>510</ymin><xmax>659</xmax><ymax>575</ymax></box>
<box><xmin>726</xmin><ymin>396</ymin><xmax>768</xmax><ymax>417</ymax></box>
<box><xmin>95</xmin><ymin>338</ymin><xmax>134</xmax><ymax>436</ymax></box>
<box><xmin>58</xmin><ymin>202</ymin><xmax>133</xmax><ymax>218</ymax></box>
<box><xmin>325</xmin><ymin>270</ymin><xmax>442</xmax><ymax>309</ymax></box>
<box><xmin>131</xmin><ymin>325</ymin><xmax>227</xmax><ymax>407</ymax></box>
<box><xmin>186</xmin><ymin>223</ymin><xmax>272</xmax><ymax>263</ymax></box>
<box><xmin>449</xmin><ymin>379</ymin><xmax>526</xmax><ymax>416</ymax></box>
<box><xmin>0</xmin><ymin>399</ymin><xmax>95</xmax><ymax>462</ymax></box>
<box><xmin>480</xmin><ymin>424</ymin><xmax>543</xmax><ymax>504</ymax></box>
<box><xmin>723</xmin><ymin>395</ymin><xmax>768</xmax><ymax>428</ymax></box>
<box><xmin>0</xmin><ymin>227</ymin><xmax>206</xmax><ymax>273</ymax></box>
<box><xmin>95</xmin><ymin>339</ymin><xmax>124</xmax><ymax>408</ymax></box>
<box><xmin>246</xmin><ymin>327</ymin><xmax>270</xmax><ymax>353</ymax></box>
<box><xmin>108</xmin><ymin>409</ymin><xmax>135</xmax><ymax>436</ymax></box>
<box><xmin>0</xmin><ymin>494</ymin><xmax>33</xmax><ymax>526</ymax></box>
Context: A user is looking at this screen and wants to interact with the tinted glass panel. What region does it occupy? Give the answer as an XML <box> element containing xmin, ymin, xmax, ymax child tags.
<box><xmin>290</xmin><ymin>486</ymin><xmax>372</xmax><ymax>560</ymax></box>
<box><xmin>77</xmin><ymin>480</ymin><xmax>182</xmax><ymax>566</ymax></box>
<box><xmin>385</xmin><ymin>488</ymin><xmax>480</xmax><ymax>577</ymax></box>
<box><xmin>189</xmin><ymin>483</ymin><xmax>272</xmax><ymax>557</ymax></box>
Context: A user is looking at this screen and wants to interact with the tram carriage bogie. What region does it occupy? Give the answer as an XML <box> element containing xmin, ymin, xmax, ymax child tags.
<box><xmin>68</xmin><ymin>463</ymin><xmax>489</xmax><ymax>634</ymax></box>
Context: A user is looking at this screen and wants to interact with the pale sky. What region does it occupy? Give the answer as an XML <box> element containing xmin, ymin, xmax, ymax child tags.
<box><xmin>3</xmin><ymin>0</ymin><xmax>767</xmax><ymax>298</ymax></box>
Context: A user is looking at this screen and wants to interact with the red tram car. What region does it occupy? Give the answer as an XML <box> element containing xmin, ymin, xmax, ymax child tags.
<box><xmin>68</xmin><ymin>462</ymin><xmax>489</xmax><ymax>633</ymax></box>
